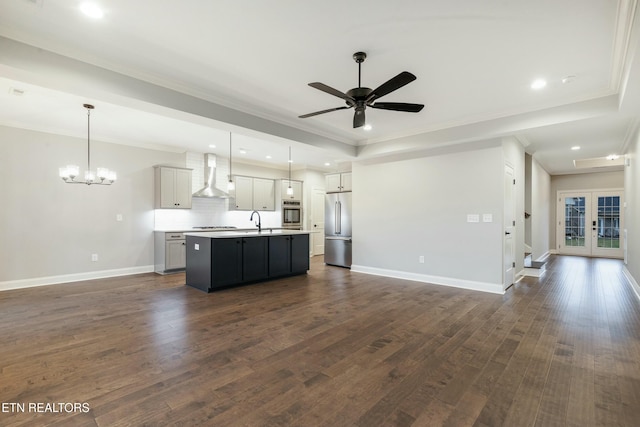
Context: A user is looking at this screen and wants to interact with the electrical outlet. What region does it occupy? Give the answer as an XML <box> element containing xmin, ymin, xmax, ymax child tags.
<box><xmin>116</xmin><ymin>214</ymin><xmax>123</xmax><ymax>221</ymax></box>
<box><xmin>91</xmin><ymin>254</ymin><xmax>98</xmax><ymax>262</ymax></box>
<box><xmin>419</xmin><ymin>255</ymin><xmax>425</xmax><ymax>264</ymax></box>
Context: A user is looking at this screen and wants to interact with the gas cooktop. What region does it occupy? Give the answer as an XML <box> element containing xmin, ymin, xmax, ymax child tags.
<box><xmin>192</xmin><ymin>226</ymin><xmax>238</xmax><ymax>230</ymax></box>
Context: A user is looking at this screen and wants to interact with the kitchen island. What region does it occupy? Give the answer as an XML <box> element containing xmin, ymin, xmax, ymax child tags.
<box><xmin>185</xmin><ymin>229</ymin><xmax>311</xmax><ymax>292</ymax></box>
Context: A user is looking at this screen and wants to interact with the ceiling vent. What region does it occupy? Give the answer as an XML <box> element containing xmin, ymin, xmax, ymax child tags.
<box><xmin>573</xmin><ymin>156</ymin><xmax>625</xmax><ymax>169</ymax></box>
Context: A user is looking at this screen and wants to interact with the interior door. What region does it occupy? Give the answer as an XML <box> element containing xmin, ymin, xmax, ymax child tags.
<box><xmin>557</xmin><ymin>190</ymin><xmax>624</xmax><ymax>258</ymax></box>
<box><xmin>311</xmin><ymin>188</ymin><xmax>325</xmax><ymax>255</ymax></box>
<box><xmin>504</xmin><ymin>165</ymin><xmax>515</xmax><ymax>287</ymax></box>
<box><xmin>557</xmin><ymin>192</ymin><xmax>591</xmax><ymax>256</ymax></box>
<box><xmin>591</xmin><ymin>191</ymin><xmax>623</xmax><ymax>258</ymax></box>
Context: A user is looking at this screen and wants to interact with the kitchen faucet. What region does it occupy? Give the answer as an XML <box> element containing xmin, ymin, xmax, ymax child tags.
<box><xmin>250</xmin><ymin>210</ymin><xmax>261</xmax><ymax>232</ymax></box>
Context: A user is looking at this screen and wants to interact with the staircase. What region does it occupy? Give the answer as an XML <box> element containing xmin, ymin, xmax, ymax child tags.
<box><xmin>523</xmin><ymin>253</ymin><xmax>546</xmax><ymax>277</ymax></box>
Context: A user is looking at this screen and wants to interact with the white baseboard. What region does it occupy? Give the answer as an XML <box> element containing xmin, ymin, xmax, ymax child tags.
<box><xmin>548</xmin><ymin>249</ymin><xmax>558</xmax><ymax>255</ymax></box>
<box><xmin>623</xmin><ymin>266</ymin><xmax>640</xmax><ymax>302</ymax></box>
<box><xmin>350</xmin><ymin>265</ymin><xmax>505</xmax><ymax>295</ymax></box>
<box><xmin>538</xmin><ymin>251</ymin><xmax>551</xmax><ymax>261</ymax></box>
<box><xmin>0</xmin><ymin>265</ymin><xmax>155</xmax><ymax>292</ymax></box>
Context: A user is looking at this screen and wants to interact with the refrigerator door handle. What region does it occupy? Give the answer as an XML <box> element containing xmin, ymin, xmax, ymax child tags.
<box><xmin>325</xmin><ymin>236</ymin><xmax>351</xmax><ymax>241</ymax></box>
<box><xmin>335</xmin><ymin>201</ymin><xmax>341</xmax><ymax>234</ymax></box>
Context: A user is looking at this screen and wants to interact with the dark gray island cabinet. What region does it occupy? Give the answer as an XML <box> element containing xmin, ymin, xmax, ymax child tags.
<box><xmin>185</xmin><ymin>230</ymin><xmax>310</xmax><ymax>292</ymax></box>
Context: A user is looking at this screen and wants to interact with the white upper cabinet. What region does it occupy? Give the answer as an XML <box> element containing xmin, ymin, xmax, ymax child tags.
<box><xmin>232</xmin><ymin>175</ymin><xmax>275</xmax><ymax>211</ymax></box>
<box><xmin>155</xmin><ymin>166</ymin><xmax>192</xmax><ymax>209</ymax></box>
<box><xmin>325</xmin><ymin>172</ymin><xmax>352</xmax><ymax>193</ymax></box>
<box><xmin>281</xmin><ymin>179</ymin><xmax>303</xmax><ymax>200</ymax></box>
<box><xmin>253</xmin><ymin>178</ymin><xmax>275</xmax><ymax>210</ymax></box>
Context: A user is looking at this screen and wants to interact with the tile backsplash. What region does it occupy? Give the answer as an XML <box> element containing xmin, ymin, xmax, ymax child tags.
<box><xmin>154</xmin><ymin>198</ymin><xmax>282</xmax><ymax>230</ymax></box>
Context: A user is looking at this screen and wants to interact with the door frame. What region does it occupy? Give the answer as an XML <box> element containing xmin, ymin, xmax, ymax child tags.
<box><xmin>310</xmin><ymin>187</ymin><xmax>325</xmax><ymax>256</ymax></box>
<box><xmin>556</xmin><ymin>189</ymin><xmax>624</xmax><ymax>259</ymax></box>
<box><xmin>504</xmin><ymin>164</ymin><xmax>515</xmax><ymax>288</ymax></box>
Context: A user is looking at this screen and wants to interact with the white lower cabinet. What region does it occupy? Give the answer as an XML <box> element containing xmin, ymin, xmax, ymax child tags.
<box><xmin>154</xmin><ymin>232</ymin><xmax>187</xmax><ymax>273</ymax></box>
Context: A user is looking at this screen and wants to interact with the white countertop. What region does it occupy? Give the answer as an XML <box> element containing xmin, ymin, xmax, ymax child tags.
<box><xmin>155</xmin><ymin>228</ymin><xmax>256</xmax><ymax>233</ymax></box>
<box><xmin>184</xmin><ymin>229</ymin><xmax>315</xmax><ymax>238</ymax></box>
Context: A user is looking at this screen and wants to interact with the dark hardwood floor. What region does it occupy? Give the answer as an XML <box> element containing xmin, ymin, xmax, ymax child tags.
<box><xmin>1</xmin><ymin>255</ymin><xmax>639</xmax><ymax>426</ymax></box>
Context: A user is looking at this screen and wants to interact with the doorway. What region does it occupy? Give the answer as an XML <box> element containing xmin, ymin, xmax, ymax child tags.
<box><xmin>557</xmin><ymin>190</ymin><xmax>624</xmax><ymax>258</ymax></box>
<box><xmin>504</xmin><ymin>165</ymin><xmax>515</xmax><ymax>287</ymax></box>
<box><xmin>311</xmin><ymin>188</ymin><xmax>325</xmax><ymax>256</ymax></box>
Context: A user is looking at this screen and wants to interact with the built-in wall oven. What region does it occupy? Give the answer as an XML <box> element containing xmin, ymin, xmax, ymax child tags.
<box><xmin>282</xmin><ymin>200</ymin><xmax>302</xmax><ymax>229</ymax></box>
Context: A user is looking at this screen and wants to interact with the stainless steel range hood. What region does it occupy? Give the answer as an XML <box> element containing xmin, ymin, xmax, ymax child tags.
<box><xmin>192</xmin><ymin>153</ymin><xmax>229</xmax><ymax>198</ymax></box>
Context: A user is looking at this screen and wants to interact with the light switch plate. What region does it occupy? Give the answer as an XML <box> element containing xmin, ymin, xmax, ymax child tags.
<box><xmin>483</xmin><ymin>214</ymin><xmax>493</xmax><ymax>223</ymax></box>
<box><xmin>467</xmin><ymin>214</ymin><xmax>480</xmax><ymax>223</ymax></box>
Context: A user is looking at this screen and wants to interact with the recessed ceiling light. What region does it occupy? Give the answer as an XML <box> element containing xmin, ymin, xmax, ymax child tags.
<box><xmin>363</xmin><ymin>124</ymin><xmax>372</xmax><ymax>131</ymax></box>
<box><xmin>571</xmin><ymin>146</ymin><xmax>581</xmax><ymax>150</ymax></box>
<box><xmin>530</xmin><ymin>78</ymin><xmax>547</xmax><ymax>90</ymax></box>
<box><xmin>265</xmin><ymin>155</ymin><xmax>272</xmax><ymax>159</ymax></box>
<box><xmin>208</xmin><ymin>144</ymin><xmax>216</xmax><ymax>148</ymax></box>
<box><xmin>324</xmin><ymin>162</ymin><xmax>331</xmax><ymax>166</ymax></box>
<box><xmin>239</xmin><ymin>149</ymin><xmax>247</xmax><ymax>154</ymax></box>
<box><xmin>606</xmin><ymin>154</ymin><xmax>619</xmax><ymax>160</ymax></box>
<box><xmin>80</xmin><ymin>2</ymin><xmax>104</xmax><ymax>19</ymax></box>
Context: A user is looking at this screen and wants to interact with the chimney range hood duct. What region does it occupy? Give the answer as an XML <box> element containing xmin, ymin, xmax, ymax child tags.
<box><xmin>193</xmin><ymin>153</ymin><xmax>229</xmax><ymax>198</ymax></box>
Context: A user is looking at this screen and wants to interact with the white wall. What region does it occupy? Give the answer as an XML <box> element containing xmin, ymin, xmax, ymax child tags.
<box><xmin>531</xmin><ymin>157</ymin><xmax>551</xmax><ymax>260</ymax></box>
<box><xmin>351</xmin><ymin>145</ymin><xmax>505</xmax><ymax>294</ymax></box>
<box><xmin>624</xmin><ymin>132</ymin><xmax>639</xmax><ymax>294</ymax></box>
<box><xmin>549</xmin><ymin>171</ymin><xmax>625</xmax><ymax>249</ymax></box>
<box><xmin>0</xmin><ymin>126</ymin><xmax>182</xmax><ymax>287</ymax></box>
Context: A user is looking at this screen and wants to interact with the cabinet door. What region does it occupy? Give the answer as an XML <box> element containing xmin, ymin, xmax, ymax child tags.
<box><xmin>211</xmin><ymin>238</ymin><xmax>243</xmax><ymax>288</ymax></box>
<box><xmin>242</xmin><ymin>237</ymin><xmax>269</xmax><ymax>282</ymax></box>
<box><xmin>269</xmin><ymin>235</ymin><xmax>291</xmax><ymax>277</ymax></box>
<box><xmin>253</xmin><ymin>178</ymin><xmax>275</xmax><ymax>210</ymax></box>
<box><xmin>159</xmin><ymin>167</ymin><xmax>177</xmax><ymax>208</ymax></box>
<box><xmin>156</xmin><ymin>167</ymin><xmax>192</xmax><ymax>209</ymax></box>
<box><xmin>234</xmin><ymin>176</ymin><xmax>254</xmax><ymax>210</ymax></box>
<box><xmin>174</xmin><ymin>168</ymin><xmax>192</xmax><ymax>208</ymax></box>
<box><xmin>282</xmin><ymin>180</ymin><xmax>302</xmax><ymax>200</ymax></box>
<box><xmin>165</xmin><ymin>239</ymin><xmax>186</xmax><ymax>270</ymax></box>
<box><xmin>340</xmin><ymin>172</ymin><xmax>352</xmax><ymax>192</ymax></box>
<box><xmin>325</xmin><ymin>174</ymin><xmax>342</xmax><ymax>192</ymax></box>
<box><xmin>290</xmin><ymin>234</ymin><xmax>310</xmax><ymax>273</ymax></box>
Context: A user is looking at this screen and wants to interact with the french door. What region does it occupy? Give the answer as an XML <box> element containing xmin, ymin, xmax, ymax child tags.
<box><xmin>557</xmin><ymin>190</ymin><xmax>623</xmax><ymax>258</ymax></box>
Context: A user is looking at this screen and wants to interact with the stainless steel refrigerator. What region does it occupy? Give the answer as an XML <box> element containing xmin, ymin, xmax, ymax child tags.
<box><xmin>325</xmin><ymin>192</ymin><xmax>352</xmax><ymax>267</ymax></box>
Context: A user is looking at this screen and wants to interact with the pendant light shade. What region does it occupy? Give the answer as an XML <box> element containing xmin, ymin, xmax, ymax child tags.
<box><xmin>59</xmin><ymin>104</ymin><xmax>116</xmax><ymax>185</ymax></box>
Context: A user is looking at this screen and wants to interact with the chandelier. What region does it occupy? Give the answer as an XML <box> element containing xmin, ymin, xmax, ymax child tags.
<box><xmin>59</xmin><ymin>104</ymin><xmax>116</xmax><ymax>185</ymax></box>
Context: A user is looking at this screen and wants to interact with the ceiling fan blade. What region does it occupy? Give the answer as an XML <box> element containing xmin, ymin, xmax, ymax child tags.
<box><xmin>353</xmin><ymin>108</ymin><xmax>366</xmax><ymax>128</ymax></box>
<box><xmin>308</xmin><ymin>82</ymin><xmax>354</xmax><ymax>102</ymax></box>
<box><xmin>367</xmin><ymin>71</ymin><xmax>417</xmax><ymax>102</ymax></box>
<box><xmin>370</xmin><ymin>102</ymin><xmax>425</xmax><ymax>113</ymax></box>
<box><xmin>299</xmin><ymin>106</ymin><xmax>351</xmax><ymax>118</ymax></box>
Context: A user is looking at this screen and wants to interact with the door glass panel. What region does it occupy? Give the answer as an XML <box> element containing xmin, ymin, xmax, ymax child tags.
<box><xmin>565</xmin><ymin>197</ymin><xmax>586</xmax><ymax>247</ymax></box>
<box><xmin>597</xmin><ymin>196</ymin><xmax>620</xmax><ymax>248</ymax></box>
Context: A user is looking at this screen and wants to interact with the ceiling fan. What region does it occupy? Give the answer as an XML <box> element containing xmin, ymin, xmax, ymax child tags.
<box><xmin>299</xmin><ymin>52</ymin><xmax>425</xmax><ymax>129</ymax></box>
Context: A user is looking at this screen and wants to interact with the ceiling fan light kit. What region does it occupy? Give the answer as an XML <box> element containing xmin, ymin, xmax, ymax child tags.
<box><xmin>299</xmin><ymin>51</ymin><xmax>425</xmax><ymax>128</ymax></box>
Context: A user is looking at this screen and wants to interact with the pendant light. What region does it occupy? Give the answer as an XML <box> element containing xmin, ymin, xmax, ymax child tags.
<box><xmin>59</xmin><ymin>104</ymin><xmax>116</xmax><ymax>185</ymax></box>
<box><xmin>286</xmin><ymin>146</ymin><xmax>294</xmax><ymax>196</ymax></box>
<box><xmin>227</xmin><ymin>132</ymin><xmax>235</xmax><ymax>191</ymax></box>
